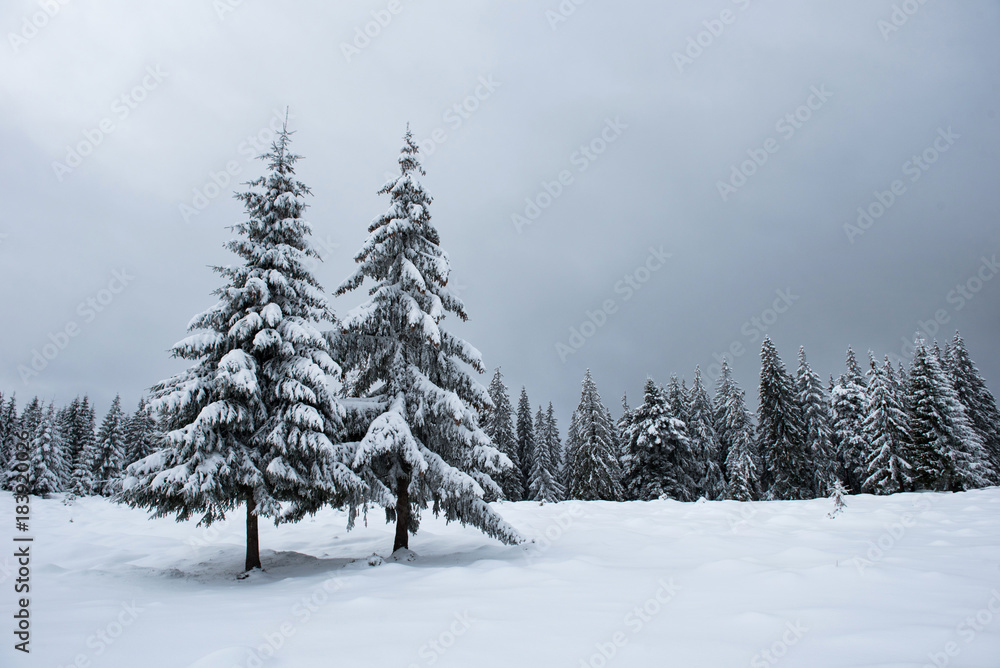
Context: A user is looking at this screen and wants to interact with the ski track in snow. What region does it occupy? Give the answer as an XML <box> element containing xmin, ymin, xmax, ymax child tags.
<box><xmin>2</xmin><ymin>489</ymin><xmax>1000</xmax><ymax>667</ymax></box>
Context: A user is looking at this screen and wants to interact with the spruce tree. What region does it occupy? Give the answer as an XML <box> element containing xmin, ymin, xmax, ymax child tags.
<box><xmin>528</xmin><ymin>404</ymin><xmax>563</xmax><ymax>502</ymax></box>
<box><xmin>93</xmin><ymin>396</ymin><xmax>127</xmax><ymax>496</ymax></box>
<box><xmin>516</xmin><ymin>387</ymin><xmax>536</xmax><ymax>500</ymax></box>
<box><xmin>26</xmin><ymin>405</ymin><xmax>65</xmax><ymax>496</ymax></box>
<box><xmin>712</xmin><ymin>361</ymin><xmax>737</xmax><ymax>479</ymax></box>
<box><xmin>831</xmin><ymin>348</ymin><xmax>868</xmax><ymax>494</ymax></box>
<box><xmin>617</xmin><ymin>393</ymin><xmax>633</xmax><ymax>481</ymax></box>
<box><xmin>689</xmin><ymin>367</ymin><xmax>726</xmax><ymax>500</ymax></box>
<box><xmin>756</xmin><ymin>337</ymin><xmax>811</xmax><ymax>500</ymax></box>
<box><xmin>564</xmin><ymin>370</ymin><xmax>623</xmax><ymax>501</ymax></box>
<box><xmin>664</xmin><ymin>375</ymin><xmax>700</xmax><ymax>498</ymax></box>
<box><xmin>622</xmin><ymin>378</ymin><xmax>689</xmax><ymax>500</ymax></box>
<box><xmin>335</xmin><ymin>127</ymin><xmax>520</xmax><ymax>552</ymax></box>
<box><xmin>0</xmin><ymin>392</ymin><xmax>8</xmax><ymax>479</ymax></box>
<box><xmin>0</xmin><ymin>394</ymin><xmax>17</xmax><ymax>490</ymax></box>
<box><xmin>906</xmin><ymin>339</ymin><xmax>990</xmax><ymax>491</ymax></box>
<box><xmin>19</xmin><ymin>397</ymin><xmax>43</xmax><ymax>445</ymax></box>
<box><xmin>68</xmin><ymin>397</ymin><xmax>99</xmax><ymax>495</ymax></box>
<box><xmin>544</xmin><ymin>403</ymin><xmax>565</xmax><ymax>498</ymax></box>
<box><xmin>861</xmin><ymin>355</ymin><xmax>912</xmax><ymax>494</ymax></box>
<box><xmin>846</xmin><ymin>347</ymin><xmax>866</xmax><ymax>387</ymax></box>
<box><xmin>945</xmin><ymin>332</ymin><xmax>1000</xmax><ymax>481</ymax></box>
<box><xmin>796</xmin><ymin>347</ymin><xmax>838</xmax><ymax>496</ymax></box>
<box><xmin>484</xmin><ymin>368</ymin><xmax>522</xmax><ymax>501</ymax></box>
<box><xmin>123</xmin><ymin>398</ymin><xmax>157</xmax><ymax>467</ymax></box>
<box><xmin>666</xmin><ymin>375</ymin><xmax>691</xmax><ymax>425</ymax></box>
<box><xmin>123</xmin><ymin>119</ymin><xmax>363</xmax><ymax>571</ymax></box>
<box><xmin>721</xmin><ymin>385</ymin><xmax>760</xmax><ymax>501</ymax></box>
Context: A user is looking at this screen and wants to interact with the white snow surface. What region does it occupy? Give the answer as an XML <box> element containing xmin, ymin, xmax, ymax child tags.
<box><xmin>3</xmin><ymin>489</ymin><xmax>1000</xmax><ymax>667</ymax></box>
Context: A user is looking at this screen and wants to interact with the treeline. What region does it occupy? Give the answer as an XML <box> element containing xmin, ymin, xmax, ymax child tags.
<box><xmin>493</xmin><ymin>333</ymin><xmax>999</xmax><ymax>503</ymax></box>
<box><xmin>0</xmin><ymin>395</ymin><xmax>155</xmax><ymax>497</ymax></box>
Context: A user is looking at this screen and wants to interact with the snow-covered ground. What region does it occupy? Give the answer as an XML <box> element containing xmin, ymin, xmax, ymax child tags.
<box><xmin>2</xmin><ymin>489</ymin><xmax>999</xmax><ymax>668</ymax></box>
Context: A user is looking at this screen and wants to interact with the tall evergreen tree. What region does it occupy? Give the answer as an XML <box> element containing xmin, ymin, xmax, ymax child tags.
<box><xmin>123</xmin><ymin>398</ymin><xmax>157</xmax><ymax>467</ymax></box>
<box><xmin>93</xmin><ymin>396</ymin><xmax>127</xmax><ymax>497</ymax></box>
<box><xmin>123</xmin><ymin>120</ymin><xmax>364</xmax><ymax>571</ymax></box>
<box><xmin>617</xmin><ymin>393</ymin><xmax>633</xmax><ymax>480</ymax></box>
<box><xmin>795</xmin><ymin>347</ymin><xmax>838</xmax><ymax>496</ymax></box>
<box><xmin>861</xmin><ymin>355</ymin><xmax>912</xmax><ymax>494</ymax></box>
<box><xmin>528</xmin><ymin>404</ymin><xmax>564</xmax><ymax>502</ymax></box>
<box><xmin>564</xmin><ymin>370</ymin><xmax>623</xmax><ymax>501</ymax></box>
<box><xmin>945</xmin><ymin>332</ymin><xmax>1000</xmax><ymax>481</ymax></box>
<box><xmin>53</xmin><ymin>404</ymin><xmax>75</xmax><ymax>490</ymax></box>
<box><xmin>26</xmin><ymin>404</ymin><xmax>66</xmax><ymax>496</ymax></box>
<box><xmin>846</xmin><ymin>347</ymin><xmax>866</xmax><ymax>387</ymax></box>
<box><xmin>712</xmin><ymin>361</ymin><xmax>737</xmax><ymax>479</ymax></box>
<box><xmin>663</xmin><ymin>375</ymin><xmax>701</xmax><ymax>498</ymax></box>
<box><xmin>689</xmin><ymin>367</ymin><xmax>726</xmax><ymax>500</ymax></box>
<box><xmin>756</xmin><ymin>337</ymin><xmax>811</xmax><ymax>500</ymax></box>
<box><xmin>515</xmin><ymin>387</ymin><xmax>536</xmax><ymax>500</ymax></box>
<box><xmin>19</xmin><ymin>397</ymin><xmax>43</xmax><ymax>445</ymax></box>
<box><xmin>484</xmin><ymin>368</ymin><xmax>522</xmax><ymax>501</ymax></box>
<box><xmin>906</xmin><ymin>339</ymin><xmax>990</xmax><ymax>491</ymax></box>
<box><xmin>666</xmin><ymin>375</ymin><xmax>691</xmax><ymax>425</ymax></box>
<box><xmin>622</xmin><ymin>378</ymin><xmax>690</xmax><ymax>500</ymax></box>
<box><xmin>544</xmin><ymin>403</ymin><xmax>565</xmax><ymax>495</ymax></box>
<box><xmin>70</xmin><ymin>397</ymin><xmax>100</xmax><ymax>496</ymax></box>
<box><xmin>0</xmin><ymin>394</ymin><xmax>17</xmax><ymax>490</ymax></box>
<box><xmin>721</xmin><ymin>384</ymin><xmax>760</xmax><ymax>501</ymax></box>
<box><xmin>69</xmin><ymin>397</ymin><xmax>97</xmax><ymax>480</ymax></box>
<box><xmin>831</xmin><ymin>348</ymin><xmax>869</xmax><ymax>494</ymax></box>
<box><xmin>335</xmin><ymin>127</ymin><xmax>520</xmax><ymax>552</ymax></box>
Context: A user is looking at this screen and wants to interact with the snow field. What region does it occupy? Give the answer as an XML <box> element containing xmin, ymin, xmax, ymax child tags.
<box><xmin>2</xmin><ymin>488</ymin><xmax>999</xmax><ymax>668</ymax></box>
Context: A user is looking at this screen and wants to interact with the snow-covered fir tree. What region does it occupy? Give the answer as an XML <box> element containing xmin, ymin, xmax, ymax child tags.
<box><xmin>528</xmin><ymin>403</ymin><xmax>564</xmax><ymax>502</ymax></box>
<box><xmin>123</xmin><ymin>120</ymin><xmax>364</xmax><ymax>571</ymax></box>
<box><xmin>846</xmin><ymin>347</ymin><xmax>866</xmax><ymax>387</ymax></box>
<box><xmin>714</xmin><ymin>360</ymin><xmax>753</xmax><ymax>496</ymax></box>
<box><xmin>0</xmin><ymin>392</ymin><xmax>8</xmax><ymax>477</ymax></box>
<box><xmin>123</xmin><ymin>398</ymin><xmax>157</xmax><ymax>467</ymax></box>
<box><xmin>68</xmin><ymin>397</ymin><xmax>98</xmax><ymax>495</ymax></box>
<box><xmin>756</xmin><ymin>337</ymin><xmax>811</xmax><ymax>500</ymax></box>
<box><xmin>26</xmin><ymin>405</ymin><xmax>66</xmax><ymax>496</ymax></box>
<box><xmin>721</xmin><ymin>383</ymin><xmax>760</xmax><ymax>502</ymax></box>
<box><xmin>663</xmin><ymin>375</ymin><xmax>701</xmax><ymax>497</ymax></box>
<box><xmin>945</xmin><ymin>332</ymin><xmax>1000</xmax><ymax>482</ymax></box>
<box><xmin>617</xmin><ymin>393</ymin><xmax>633</xmax><ymax>480</ymax></box>
<box><xmin>335</xmin><ymin>127</ymin><xmax>520</xmax><ymax>552</ymax></box>
<box><xmin>712</xmin><ymin>361</ymin><xmax>738</xmax><ymax>479</ymax></box>
<box><xmin>831</xmin><ymin>349</ymin><xmax>868</xmax><ymax>494</ymax></box>
<box><xmin>515</xmin><ymin>387</ymin><xmax>535</xmax><ymax>499</ymax></box>
<box><xmin>622</xmin><ymin>378</ymin><xmax>690</xmax><ymax>500</ymax></box>
<box><xmin>861</xmin><ymin>355</ymin><xmax>912</xmax><ymax>494</ymax></box>
<box><xmin>544</xmin><ymin>403</ymin><xmax>565</xmax><ymax>495</ymax></box>
<box><xmin>905</xmin><ymin>338</ymin><xmax>990</xmax><ymax>492</ymax></box>
<box><xmin>795</xmin><ymin>347</ymin><xmax>838</xmax><ymax>496</ymax></box>
<box><xmin>18</xmin><ymin>397</ymin><xmax>43</xmax><ymax>446</ymax></box>
<box><xmin>483</xmin><ymin>368</ymin><xmax>522</xmax><ymax>501</ymax></box>
<box><xmin>688</xmin><ymin>367</ymin><xmax>725</xmax><ymax>500</ymax></box>
<box><xmin>564</xmin><ymin>370</ymin><xmax>623</xmax><ymax>501</ymax></box>
<box><xmin>0</xmin><ymin>394</ymin><xmax>18</xmax><ymax>490</ymax></box>
<box><xmin>666</xmin><ymin>375</ymin><xmax>691</xmax><ymax>425</ymax></box>
<box><xmin>92</xmin><ymin>396</ymin><xmax>127</xmax><ymax>496</ymax></box>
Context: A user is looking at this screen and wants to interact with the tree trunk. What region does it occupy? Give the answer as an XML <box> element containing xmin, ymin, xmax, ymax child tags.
<box><xmin>393</xmin><ymin>473</ymin><xmax>410</xmax><ymax>552</ymax></box>
<box><xmin>245</xmin><ymin>492</ymin><xmax>261</xmax><ymax>572</ymax></box>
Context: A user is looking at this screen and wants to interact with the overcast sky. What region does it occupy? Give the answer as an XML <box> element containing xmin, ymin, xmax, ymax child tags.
<box><xmin>1</xmin><ymin>0</ymin><xmax>998</xmax><ymax>427</ymax></box>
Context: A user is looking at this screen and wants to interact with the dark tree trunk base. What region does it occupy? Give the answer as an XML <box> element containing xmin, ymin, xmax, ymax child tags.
<box><xmin>245</xmin><ymin>493</ymin><xmax>262</xmax><ymax>572</ymax></box>
<box><xmin>393</xmin><ymin>474</ymin><xmax>410</xmax><ymax>553</ymax></box>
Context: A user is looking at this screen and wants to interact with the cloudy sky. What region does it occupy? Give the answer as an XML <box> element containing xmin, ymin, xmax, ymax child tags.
<box><xmin>1</xmin><ymin>0</ymin><xmax>998</xmax><ymax>426</ymax></box>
